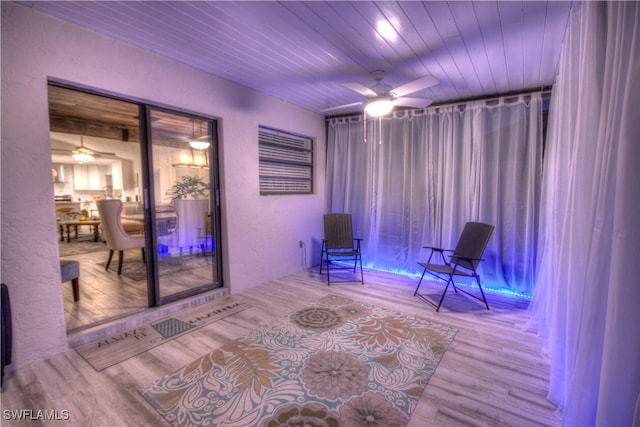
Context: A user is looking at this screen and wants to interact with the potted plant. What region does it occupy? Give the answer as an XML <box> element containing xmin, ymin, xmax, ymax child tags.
<box><xmin>165</xmin><ymin>175</ymin><xmax>209</xmax><ymax>200</ymax></box>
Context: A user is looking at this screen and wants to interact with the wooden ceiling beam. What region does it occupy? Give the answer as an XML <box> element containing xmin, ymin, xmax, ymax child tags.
<box><xmin>49</xmin><ymin>116</ymin><xmax>140</xmax><ymax>142</ymax></box>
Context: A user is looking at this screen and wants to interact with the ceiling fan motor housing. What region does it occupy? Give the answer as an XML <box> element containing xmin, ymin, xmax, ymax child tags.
<box><xmin>369</xmin><ymin>70</ymin><xmax>392</xmax><ymax>95</ymax></box>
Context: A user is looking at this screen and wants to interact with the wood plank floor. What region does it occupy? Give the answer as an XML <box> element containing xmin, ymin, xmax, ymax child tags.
<box><xmin>0</xmin><ymin>268</ymin><xmax>560</xmax><ymax>426</ymax></box>
<box><xmin>59</xmin><ymin>240</ymin><xmax>219</xmax><ymax>333</ymax></box>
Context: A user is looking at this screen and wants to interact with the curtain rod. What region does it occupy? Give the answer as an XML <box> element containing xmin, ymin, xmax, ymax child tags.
<box><xmin>324</xmin><ymin>86</ymin><xmax>552</xmax><ymax>121</ymax></box>
<box><xmin>429</xmin><ymin>86</ymin><xmax>552</xmax><ymax>109</ymax></box>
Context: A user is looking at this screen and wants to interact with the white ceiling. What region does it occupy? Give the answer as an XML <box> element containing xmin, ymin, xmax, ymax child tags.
<box><xmin>22</xmin><ymin>1</ymin><xmax>574</xmax><ymax>115</ymax></box>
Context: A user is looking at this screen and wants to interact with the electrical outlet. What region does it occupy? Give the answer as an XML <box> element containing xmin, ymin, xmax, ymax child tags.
<box><xmin>298</xmin><ymin>240</ymin><xmax>304</xmax><ymax>248</ymax></box>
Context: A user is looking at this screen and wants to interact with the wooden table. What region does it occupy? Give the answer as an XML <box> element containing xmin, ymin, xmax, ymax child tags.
<box><xmin>58</xmin><ymin>220</ymin><xmax>101</xmax><ymax>243</ymax></box>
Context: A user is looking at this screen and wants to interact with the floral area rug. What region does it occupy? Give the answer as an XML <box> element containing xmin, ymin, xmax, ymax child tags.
<box><xmin>139</xmin><ymin>294</ymin><xmax>457</xmax><ymax>426</ymax></box>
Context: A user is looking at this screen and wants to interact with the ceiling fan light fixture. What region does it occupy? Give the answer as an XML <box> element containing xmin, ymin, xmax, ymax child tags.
<box><xmin>365</xmin><ymin>98</ymin><xmax>394</xmax><ymax>117</ymax></box>
<box><xmin>188</xmin><ymin>121</ymin><xmax>210</xmax><ymax>150</ymax></box>
<box><xmin>72</xmin><ymin>151</ymin><xmax>94</xmax><ymax>163</ymax></box>
<box><xmin>188</xmin><ymin>139</ymin><xmax>210</xmax><ymax>150</ymax></box>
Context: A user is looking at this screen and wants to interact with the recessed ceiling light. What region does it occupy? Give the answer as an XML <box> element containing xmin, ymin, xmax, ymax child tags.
<box><xmin>376</xmin><ymin>19</ymin><xmax>398</xmax><ymax>42</ymax></box>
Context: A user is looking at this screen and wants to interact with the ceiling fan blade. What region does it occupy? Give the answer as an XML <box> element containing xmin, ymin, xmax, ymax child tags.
<box><xmin>71</xmin><ymin>146</ymin><xmax>116</xmax><ymax>158</ymax></box>
<box><xmin>394</xmin><ymin>97</ymin><xmax>433</xmax><ymax>108</ymax></box>
<box><xmin>320</xmin><ymin>101</ymin><xmax>364</xmax><ymax>113</ymax></box>
<box><xmin>76</xmin><ymin>135</ymin><xmax>115</xmax><ymax>156</ymax></box>
<box><xmin>89</xmin><ymin>148</ymin><xmax>116</xmax><ymax>156</ymax></box>
<box><xmin>391</xmin><ymin>76</ymin><xmax>439</xmax><ymax>97</ymax></box>
<box><xmin>343</xmin><ymin>82</ymin><xmax>377</xmax><ymax>97</ymax></box>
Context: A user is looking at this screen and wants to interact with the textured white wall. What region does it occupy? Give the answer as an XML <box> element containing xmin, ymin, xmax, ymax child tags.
<box><xmin>0</xmin><ymin>3</ymin><xmax>326</xmax><ymax>368</ymax></box>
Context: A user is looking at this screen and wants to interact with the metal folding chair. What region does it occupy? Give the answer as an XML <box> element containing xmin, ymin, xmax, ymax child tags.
<box><xmin>415</xmin><ymin>222</ymin><xmax>494</xmax><ymax>311</ymax></box>
<box><xmin>319</xmin><ymin>214</ymin><xmax>364</xmax><ymax>285</ymax></box>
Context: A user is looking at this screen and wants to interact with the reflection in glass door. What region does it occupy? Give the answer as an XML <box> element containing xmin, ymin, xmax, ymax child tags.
<box><xmin>147</xmin><ymin>108</ymin><xmax>221</xmax><ymax>303</ymax></box>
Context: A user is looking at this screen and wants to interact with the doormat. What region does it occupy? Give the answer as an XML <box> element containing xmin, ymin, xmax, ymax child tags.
<box><xmin>140</xmin><ymin>294</ymin><xmax>457</xmax><ymax>427</ymax></box>
<box><xmin>75</xmin><ymin>300</ymin><xmax>252</xmax><ymax>371</ymax></box>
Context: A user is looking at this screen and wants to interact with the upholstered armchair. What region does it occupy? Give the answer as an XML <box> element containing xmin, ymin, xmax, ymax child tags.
<box><xmin>96</xmin><ymin>199</ymin><xmax>145</xmax><ymax>275</ymax></box>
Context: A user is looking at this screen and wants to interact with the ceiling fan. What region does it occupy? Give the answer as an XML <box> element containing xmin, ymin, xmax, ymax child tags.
<box><xmin>51</xmin><ymin>136</ymin><xmax>115</xmax><ymax>163</ymax></box>
<box><xmin>322</xmin><ymin>70</ymin><xmax>439</xmax><ymax>116</ymax></box>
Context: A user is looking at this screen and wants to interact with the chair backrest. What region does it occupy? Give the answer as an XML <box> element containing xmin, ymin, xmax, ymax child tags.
<box><xmin>97</xmin><ymin>199</ymin><xmax>142</xmax><ymax>251</ymax></box>
<box><xmin>324</xmin><ymin>213</ymin><xmax>355</xmax><ymax>250</ymax></box>
<box><xmin>452</xmin><ymin>222</ymin><xmax>494</xmax><ymax>270</ymax></box>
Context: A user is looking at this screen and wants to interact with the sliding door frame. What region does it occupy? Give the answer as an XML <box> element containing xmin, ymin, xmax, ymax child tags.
<box><xmin>142</xmin><ymin>105</ymin><xmax>223</xmax><ymax>306</ymax></box>
<box><xmin>49</xmin><ymin>80</ymin><xmax>224</xmax><ymax>311</ymax></box>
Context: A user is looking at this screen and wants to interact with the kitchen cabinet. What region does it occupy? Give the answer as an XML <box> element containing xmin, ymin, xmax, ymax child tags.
<box><xmin>111</xmin><ymin>160</ymin><xmax>134</xmax><ymax>190</ymax></box>
<box><xmin>73</xmin><ymin>160</ymin><xmax>134</xmax><ymax>191</ymax></box>
<box><xmin>73</xmin><ymin>164</ymin><xmax>110</xmax><ymax>190</ymax></box>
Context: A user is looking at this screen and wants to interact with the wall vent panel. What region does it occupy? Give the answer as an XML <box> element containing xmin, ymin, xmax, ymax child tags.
<box><xmin>259</xmin><ymin>126</ymin><xmax>313</xmax><ymax>195</ymax></box>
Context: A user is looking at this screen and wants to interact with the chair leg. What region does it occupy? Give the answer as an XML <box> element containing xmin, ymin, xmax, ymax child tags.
<box><xmin>105</xmin><ymin>250</ymin><xmax>114</xmax><ymax>271</ymax></box>
<box><xmin>325</xmin><ymin>252</ymin><xmax>331</xmax><ymax>286</ymax></box>
<box><xmin>435</xmin><ymin>278</ymin><xmax>454</xmax><ymax>312</ymax></box>
<box><xmin>451</xmin><ymin>281</ymin><xmax>459</xmax><ymax>293</ymax></box>
<box><xmin>414</xmin><ymin>269</ymin><xmax>427</xmax><ymax>295</ymax></box>
<box><xmin>475</xmin><ymin>275</ymin><xmax>490</xmax><ymax>310</ymax></box>
<box><xmin>141</xmin><ymin>248</ymin><xmax>146</xmax><ymax>263</ymax></box>
<box><xmin>71</xmin><ymin>278</ymin><xmax>80</xmax><ymax>302</ymax></box>
<box><xmin>117</xmin><ymin>250</ymin><xmax>124</xmax><ymax>275</ymax></box>
<box><xmin>358</xmin><ymin>254</ymin><xmax>364</xmax><ymax>284</ymax></box>
<box><xmin>319</xmin><ymin>241</ymin><xmax>326</xmax><ymax>274</ymax></box>
<box><xmin>415</xmin><ymin>268</ymin><xmax>451</xmax><ymax>312</ymax></box>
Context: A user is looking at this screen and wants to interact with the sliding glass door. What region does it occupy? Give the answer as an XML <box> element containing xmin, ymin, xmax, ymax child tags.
<box><xmin>146</xmin><ymin>108</ymin><xmax>222</xmax><ymax>303</ymax></box>
<box><xmin>50</xmin><ymin>84</ymin><xmax>223</xmax><ymax>332</ymax></box>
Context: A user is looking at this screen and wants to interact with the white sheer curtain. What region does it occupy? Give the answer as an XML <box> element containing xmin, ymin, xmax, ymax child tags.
<box><xmin>528</xmin><ymin>2</ymin><xmax>640</xmax><ymax>426</ymax></box>
<box><xmin>326</xmin><ymin>94</ymin><xmax>542</xmax><ymax>295</ymax></box>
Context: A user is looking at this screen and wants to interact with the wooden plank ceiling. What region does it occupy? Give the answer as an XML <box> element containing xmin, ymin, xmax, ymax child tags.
<box><xmin>37</xmin><ymin>0</ymin><xmax>573</xmax><ymax>142</ymax></box>
<box><xmin>48</xmin><ymin>85</ymin><xmax>141</xmax><ymax>143</ymax></box>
